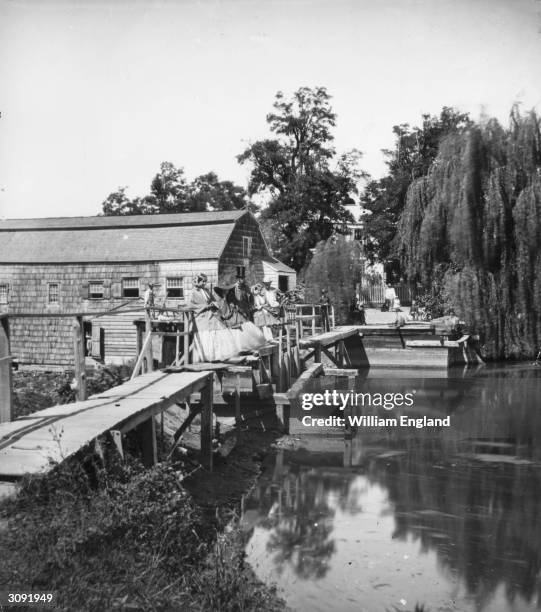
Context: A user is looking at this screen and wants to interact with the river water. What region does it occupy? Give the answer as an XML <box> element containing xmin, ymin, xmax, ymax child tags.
<box><xmin>242</xmin><ymin>364</ymin><xmax>541</xmax><ymax>612</ymax></box>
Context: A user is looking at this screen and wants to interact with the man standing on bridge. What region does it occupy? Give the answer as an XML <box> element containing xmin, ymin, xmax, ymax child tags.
<box><xmin>320</xmin><ymin>289</ymin><xmax>332</xmax><ymax>332</ymax></box>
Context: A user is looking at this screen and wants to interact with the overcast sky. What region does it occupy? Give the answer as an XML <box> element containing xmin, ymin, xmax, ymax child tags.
<box><xmin>0</xmin><ymin>0</ymin><xmax>540</xmax><ymax>219</ymax></box>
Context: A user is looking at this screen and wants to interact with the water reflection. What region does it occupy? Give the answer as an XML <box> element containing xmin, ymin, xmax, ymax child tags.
<box><xmin>243</xmin><ymin>365</ymin><xmax>541</xmax><ymax>611</ymax></box>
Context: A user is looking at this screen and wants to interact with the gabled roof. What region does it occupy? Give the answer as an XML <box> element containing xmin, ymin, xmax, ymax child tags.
<box><xmin>262</xmin><ymin>257</ymin><xmax>296</xmax><ymax>274</ymax></box>
<box><xmin>0</xmin><ymin>211</ymin><xmax>249</xmax><ymax>263</ymax></box>
<box><xmin>0</xmin><ymin>210</ymin><xmax>244</xmax><ymax>231</ymax></box>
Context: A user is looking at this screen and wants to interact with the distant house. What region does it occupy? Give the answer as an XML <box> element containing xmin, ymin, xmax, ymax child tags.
<box><xmin>0</xmin><ymin>210</ymin><xmax>295</xmax><ymax>366</ymax></box>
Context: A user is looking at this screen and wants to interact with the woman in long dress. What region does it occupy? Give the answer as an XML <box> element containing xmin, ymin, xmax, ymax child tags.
<box><xmin>252</xmin><ymin>283</ymin><xmax>281</xmax><ymax>341</ymax></box>
<box><xmin>187</xmin><ymin>273</ymin><xmax>238</xmax><ymax>362</ymax></box>
<box><xmin>214</xmin><ymin>279</ymin><xmax>266</xmax><ymax>352</ymax></box>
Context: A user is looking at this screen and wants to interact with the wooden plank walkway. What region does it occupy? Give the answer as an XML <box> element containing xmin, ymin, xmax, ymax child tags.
<box><xmin>0</xmin><ymin>370</ymin><xmax>213</xmax><ymax>479</ymax></box>
<box><xmin>355</xmin><ymin>323</ymin><xmax>434</xmax><ymax>336</ymax></box>
<box><xmin>297</xmin><ymin>325</ymin><xmax>362</xmax><ymax>349</ymax></box>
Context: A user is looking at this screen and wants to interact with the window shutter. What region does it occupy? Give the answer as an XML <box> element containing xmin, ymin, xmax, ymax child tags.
<box><xmin>91</xmin><ymin>326</ymin><xmax>104</xmax><ymax>359</ymax></box>
<box><xmin>80</xmin><ymin>283</ymin><xmax>89</xmax><ymax>299</ymax></box>
<box><xmin>103</xmin><ymin>281</ymin><xmax>111</xmax><ymax>299</ymax></box>
<box><xmin>111</xmin><ymin>282</ymin><xmax>121</xmax><ymax>298</ymax></box>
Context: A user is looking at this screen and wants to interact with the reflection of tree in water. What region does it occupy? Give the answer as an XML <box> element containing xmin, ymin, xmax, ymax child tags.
<box><xmin>248</xmin><ymin>459</ymin><xmax>360</xmax><ymax>580</ymax></box>
<box><xmin>364</xmin><ymin>383</ymin><xmax>541</xmax><ymax>612</ymax></box>
<box><xmin>246</xmin><ymin>369</ymin><xmax>541</xmax><ymax>603</ymax></box>
<box><xmin>379</xmin><ymin>373</ymin><xmax>541</xmax><ymax>610</ymax></box>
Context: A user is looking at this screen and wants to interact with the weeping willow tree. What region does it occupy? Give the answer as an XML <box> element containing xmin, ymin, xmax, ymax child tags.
<box><xmin>395</xmin><ymin>108</ymin><xmax>541</xmax><ymax>359</ymax></box>
<box><xmin>304</xmin><ymin>236</ymin><xmax>363</xmax><ymax>323</ymax></box>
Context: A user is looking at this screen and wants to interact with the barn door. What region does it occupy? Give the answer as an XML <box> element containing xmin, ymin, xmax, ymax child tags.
<box><xmin>91</xmin><ymin>325</ymin><xmax>104</xmax><ymax>360</ymax></box>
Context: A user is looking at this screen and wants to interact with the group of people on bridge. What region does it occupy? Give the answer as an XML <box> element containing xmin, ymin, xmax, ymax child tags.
<box><xmin>187</xmin><ymin>273</ymin><xmax>283</xmax><ymax>362</ymax></box>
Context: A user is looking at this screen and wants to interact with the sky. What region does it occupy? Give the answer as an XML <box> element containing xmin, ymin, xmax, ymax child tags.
<box><xmin>0</xmin><ymin>0</ymin><xmax>540</xmax><ymax>219</ymax></box>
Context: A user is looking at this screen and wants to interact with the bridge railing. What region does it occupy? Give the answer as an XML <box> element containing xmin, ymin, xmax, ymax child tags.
<box><xmin>132</xmin><ymin>307</ymin><xmax>197</xmax><ymax>379</ymax></box>
<box><xmin>291</xmin><ymin>303</ymin><xmax>336</xmax><ymax>338</ymax></box>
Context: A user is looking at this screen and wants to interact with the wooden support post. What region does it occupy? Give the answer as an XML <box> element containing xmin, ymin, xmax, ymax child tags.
<box><xmin>337</xmin><ymin>340</ymin><xmax>345</xmax><ymax>367</ymax></box>
<box><xmin>294</xmin><ymin>316</ymin><xmax>302</xmax><ymax>375</ymax></box>
<box><xmin>311</xmin><ymin>305</ymin><xmax>316</xmax><ymax>335</ymax></box>
<box><xmin>140</xmin><ymin>416</ymin><xmax>157</xmax><ymax>467</ymax></box>
<box><xmin>0</xmin><ymin>316</ymin><xmax>13</xmax><ymax>423</ymax></box>
<box><xmin>343</xmin><ymin>343</ymin><xmax>352</xmax><ymax>367</ymax></box>
<box><xmin>145</xmin><ymin>308</ymin><xmax>154</xmax><ymax>372</ymax></box>
<box><xmin>130</xmin><ymin>331</ymin><xmax>153</xmax><ymax>380</ymax></box>
<box><xmin>73</xmin><ymin>315</ymin><xmax>87</xmax><ymax>401</ymax></box>
<box><xmin>175</xmin><ymin>332</ymin><xmax>180</xmax><ymax>366</ymax></box>
<box><xmin>270</xmin><ymin>343</ymin><xmax>280</xmax><ymax>386</ymax></box>
<box><xmin>314</xmin><ymin>343</ymin><xmax>322</xmax><ymax>364</ymax></box>
<box><xmin>200</xmin><ymin>373</ymin><xmax>214</xmax><ymax>471</ymax></box>
<box><xmin>234</xmin><ymin>388</ymin><xmax>241</xmax><ymax>424</ymax></box>
<box><xmin>109</xmin><ymin>430</ymin><xmax>124</xmax><ymax>459</ymax></box>
<box><xmin>277</xmin><ymin>327</ymin><xmax>284</xmax><ymax>392</ymax></box>
<box><xmin>283</xmin><ymin>351</ymin><xmax>291</xmax><ymax>390</ymax></box>
<box><xmin>285</xmin><ymin>325</ymin><xmax>293</xmax><ymax>381</ymax></box>
<box><xmin>136</xmin><ymin>325</ymin><xmax>142</xmax><ymax>365</ymax></box>
<box><xmin>184</xmin><ymin>311</ymin><xmax>190</xmax><ymax>365</ymax></box>
<box><xmin>294</xmin><ymin>345</ymin><xmax>301</xmax><ymax>377</ymax></box>
<box><xmin>275</xmin><ymin>402</ymin><xmax>290</xmax><ymax>434</ymax></box>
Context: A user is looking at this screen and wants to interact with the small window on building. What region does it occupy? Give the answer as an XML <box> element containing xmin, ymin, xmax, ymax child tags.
<box><xmin>0</xmin><ymin>284</ymin><xmax>8</xmax><ymax>305</ymax></box>
<box><xmin>48</xmin><ymin>283</ymin><xmax>59</xmax><ymax>304</ymax></box>
<box><xmin>166</xmin><ymin>277</ymin><xmax>184</xmax><ymax>299</ymax></box>
<box><xmin>122</xmin><ymin>278</ymin><xmax>139</xmax><ymax>298</ymax></box>
<box><xmin>236</xmin><ymin>266</ymin><xmax>246</xmax><ymax>279</ymax></box>
<box><xmin>354</xmin><ymin>229</ymin><xmax>363</xmax><ymax>241</ymax></box>
<box><xmin>89</xmin><ymin>281</ymin><xmax>104</xmax><ymax>299</ymax></box>
<box><xmin>242</xmin><ymin>236</ymin><xmax>252</xmax><ymax>258</ymax></box>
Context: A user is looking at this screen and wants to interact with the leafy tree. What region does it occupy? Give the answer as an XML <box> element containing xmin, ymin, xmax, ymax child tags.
<box><xmin>304</xmin><ymin>236</ymin><xmax>364</xmax><ymax>323</ymax></box>
<box><xmin>101</xmin><ymin>187</ymin><xmax>141</xmax><ymax>216</ymax></box>
<box><xmin>238</xmin><ymin>87</ymin><xmax>364</xmax><ymax>271</ymax></box>
<box><xmin>362</xmin><ymin>107</ymin><xmax>472</xmax><ymax>261</ymax></box>
<box><xmin>394</xmin><ymin>107</ymin><xmax>541</xmax><ymax>359</ymax></box>
<box><xmin>188</xmin><ymin>172</ymin><xmax>254</xmax><ymax>212</ymax></box>
<box><xmin>101</xmin><ymin>163</ymin><xmax>250</xmax><ymax>215</ymax></box>
<box><xmin>149</xmin><ymin>162</ymin><xmax>189</xmax><ymax>212</ymax></box>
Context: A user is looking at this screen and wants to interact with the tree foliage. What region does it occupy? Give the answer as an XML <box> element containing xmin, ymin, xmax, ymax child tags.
<box><xmin>304</xmin><ymin>236</ymin><xmax>363</xmax><ymax>323</ymax></box>
<box><xmin>101</xmin><ymin>162</ymin><xmax>252</xmax><ymax>216</ymax></box>
<box><xmin>238</xmin><ymin>87</ymin><xmax>364</xmax><ymax>271</ymax></box>
<box><xmin>394</xmin><ymin>107</ymin><xmax>541</xmax><ymax>359</ymax></box>
<box><xmin>362</xmin><ymin>107</ymin><xmax>472</xmax><ymax>261</ymax></box>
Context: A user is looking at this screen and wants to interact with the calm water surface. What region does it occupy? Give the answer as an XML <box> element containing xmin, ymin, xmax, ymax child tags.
<box><xmin>242</xmin><ymin>364</ymin><xmax>541</xmax><ymax>612</ymax></box>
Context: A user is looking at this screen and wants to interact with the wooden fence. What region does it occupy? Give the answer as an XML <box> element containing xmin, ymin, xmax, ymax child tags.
<box><xmin>359</xmin><ymin>283</ymin><xmax>415</xmax><ymax>306</ymax></box>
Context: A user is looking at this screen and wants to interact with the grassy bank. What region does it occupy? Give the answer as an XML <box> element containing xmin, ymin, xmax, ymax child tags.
<box><xmin>0</xmin><ymin>452</ymin><xmax>284</xmax><ymax>611</ymax></box>
<box><xmin>12</xmin><ymin>365</ymin><xmax>131</xmax><ymax>419</ymax></box>
<box><xmin>4</xmin><ymin>369</ymin><xmax>286</xmax><ymax>611</ymax></box>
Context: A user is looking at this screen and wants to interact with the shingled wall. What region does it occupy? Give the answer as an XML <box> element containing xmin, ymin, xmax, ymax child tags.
<box><xmin>218</xmin><ymin>213</ymin><xmax>269</xmax><ymax>284</ymax></box>
<box><xmin>0</xmin><ymin>212</ymin><xmax>292</xmax><ymax>366</ymax></box>
<box><xmin>0</xmin><ymin>259</ymin><xmax>218</xmax><ymax>366</ymax></box>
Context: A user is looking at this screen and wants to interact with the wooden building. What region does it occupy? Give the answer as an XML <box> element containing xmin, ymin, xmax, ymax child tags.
<box><xmin>0</xmin><ymin>210</ymin><xmax>295</xmax><ymax>366</ymax></box>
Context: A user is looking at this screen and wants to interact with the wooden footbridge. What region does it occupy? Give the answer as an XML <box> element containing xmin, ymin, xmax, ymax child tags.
<box><xmin>0</xmin><ymin>370</ymin><xmax>213</xmax><ymax>475</ymax></box>
<box><xmin>0</xmin><ymin>303</ymin><xmax>482</xmax><ymax>498</ymax></box>
<box><xmin>0</xmin><ymin>306</ymin><xmax>365</xmax><ymax>498</ymax></box>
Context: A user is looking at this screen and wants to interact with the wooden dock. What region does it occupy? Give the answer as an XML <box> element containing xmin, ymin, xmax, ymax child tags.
<box><xmin>298</xmin><ymin>325</ymin><xmax>364</xmax><ymax>368</ymax></box>
<box><xmin>0</xmin><ymin>370</ymin><xmax>214</xmax><ymax>482</ymax></box>
<box><xmin>353</xmin><ymin>323</ymin><xmax>483</xmax><ymax>368</ymax></box>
